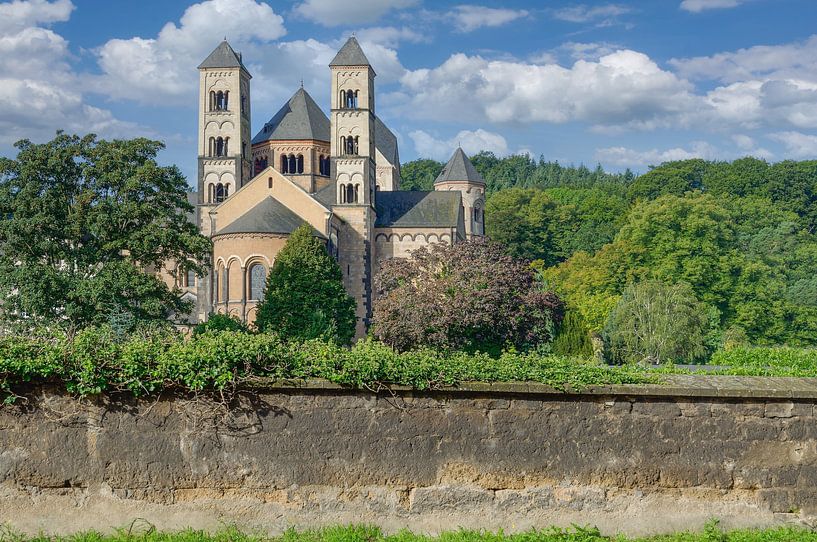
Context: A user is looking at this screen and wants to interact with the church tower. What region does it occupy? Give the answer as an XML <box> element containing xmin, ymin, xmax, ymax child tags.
<box><xmin>196</xmin><ymin>40</ymin><xmax>252</xmax><ymax>320</ymax></box>
<box><xmin>197</xmin><ymin>40</ymin><xmax>252</xmax><ymax>234</ymax></box>
<box><xmin>330</xmin><ymin>37</ymin><xmax>377</xmax><ymax>338</ymax></box>
<box><xmin>434</xmin><ymin>148</ymin><xmax>487</xmax><ymax>238</ymax></box>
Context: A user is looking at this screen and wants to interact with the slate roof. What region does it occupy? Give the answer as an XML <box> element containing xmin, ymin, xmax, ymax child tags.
<box><xmin>198</xmin><ymin>40</ymin><xmax>248</xmax><ymax>71</ymax></box>
<box><xmin>375</xmin><ymin>191</ymin><xmax>462</xmax><ymax>228</ymax></box>
<box><xmin>216</xmin><ymin>196</ymin><xmax>326</xmax><ymax>238</ymax></box>
<box><xmin>312</xmin><ymin>183</ymin><xmax>335</xmax><ymax>209</ymax></box>
<box><xmin>434</xmin><ymin>147</ymin><xmax>485</xmax><ymax>186</ymax></box>
<box><xmin>330</xmin><ymin>37</ymin><xmax>373</xmax><ymax>70</ymax></box>
<box><xmin>375</xmin><ymin>116</ymin><xmax>399</xmax><ymax>166</ymax></box>
<box><xmin>252</xmin><ymin>87</ymin><xmax>330</xmax><ymax>144</ymax></box>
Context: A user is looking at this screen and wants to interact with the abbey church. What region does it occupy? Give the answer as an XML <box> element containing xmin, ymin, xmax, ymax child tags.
<box><xmin>176</xmin><ymin>37</ymin><xmax>486</xmax><ymax>336</ymax></box>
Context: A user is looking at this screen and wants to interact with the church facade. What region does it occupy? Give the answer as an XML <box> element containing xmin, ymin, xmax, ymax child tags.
<box><xmin>173</xmin><ymin>37</ymin><xmax>486</xmax><ymax>337</ymax></box>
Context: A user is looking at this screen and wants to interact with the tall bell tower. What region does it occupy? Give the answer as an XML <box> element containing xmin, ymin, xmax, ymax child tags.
<box><xmin>196</xmin><ymin>40</ymin><xmax>252</xmax><ymax>320</ymax></box>
<box><xmin>330</xmin><ymin>37</ymin><xmax>377</xmax><ymax>338</ymax></box>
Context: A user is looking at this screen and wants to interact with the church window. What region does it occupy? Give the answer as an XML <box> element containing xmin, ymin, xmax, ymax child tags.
<box><xmin>354</xmin><ymin>136</ymin><xmax>359</xmax><ymax>154</ymax></box>
<box><xmin>208</xmin><ymin>137</ymin><xmax>215</xmax><ymax>157</ymax></box>
<box><xmin>339</xmin><ymin>184</ymin><xmax>346</xmax><ymax>204</ymax></box>
<box><xmin>186</xmin><ymin>270</ymin><xmax>196</xmax><ymax>288</ymax></box>
<box><xmin>344</xmin><ymin>90</ymin><xmax>358</xmax><ymax>109</ymax></box>
<box><xmin>221</xmin><ymin>266</ymin><xmax>229</xmax><ymax>302</ymax></box>
<box><xmin>268</xmin><ymin>177</ymin><xmax>273</xmax><ymax>189</ymax></box>
<box><xmin>209</xmin><ymin>91</ymin><xmax>216</xmax><ymax>111</ymax></box>
<box><xmin>473</xmin><ymin>206</ymin><xmax>482</xmax><ymax>223</ymax></box>
<box><xmin>287</xmin><ymin>154</ymin><xmax>297</xmax><ymax>174</ymax></box>
<box><xmin>344</xmin><ymin>136</ymin><xmax>358</xmax><ymax>155</ymax></box>
<box><xmin>213</xmin><ymin>270</ymin><xmax>219</xmax><ymax>302</ymax></box>
<box><xmin>215</xmin><ymin>183</ymin><xmax>226</xmax><ymax>203</ymax></box>
<box><xmin>224</xmin><ymin>184</ymin><xmax>229</xmax><ymax>198</ymax></box>
<box><xmin>354</xmin><ymin>184</ymin><xmax>360</xmax><ymax>203</ymax></box>
<box><xmin>224</xmin><ymin>137</ymin><xmax>229</xmax><ymax>156</ymax></box>
<box><xmin>215</xmin><ymin>137</ymin><xmax>225</xmax><ymax>157</ymax></box>
<box><xmin>296</xmin><ymin>154</ymin><xmax>304</xmax><ymax>174</ymax></box>
<box><xmin>281</xmin><ymin>154</ymin><xmax>289</xmax><ymax>173</ymax></box>
<box><xmin>345</xmin><ymin>184</ymin><xmax>356</xmax><ymax>204</ymax></box>
<box><xmin>340</xmin><ymin>90</ymin><xmax>346</xmax><ymax>109</ymax></box>
<box><xmin>249</xmin><ymin>264</ymin><xmax>266</xmax><ymax>301</ymax></box>
<box><xmin>318</xmin><ymin>155</ymin><xmax>330</xmax><ymax>176</ymax></box>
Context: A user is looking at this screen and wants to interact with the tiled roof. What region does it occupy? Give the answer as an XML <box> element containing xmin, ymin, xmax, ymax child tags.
<box><xmin>252</xmin><ymin>87</ymin><xmax>330</xmax><ymax>144</ymax></box>
<box><xmin>434</xmin><ymin>147</ymin><xmax>485</xmax><ymax>186</ymax></box>
<box><xmin>375</xmin><ymin>117</ymin><xmax>399</xmax><ymax>166</ymax></box>
<box><xmin>329</xmin><ymin>37</ymin><xmax>372</xmax><ymax>68</ymax></box>
<box><xmin>216</xmin><ymin>196</ymin><xmax>325</xmax><ymax>238</ymax></box>
<box><xmin>375</xmin><ymin>191</ymin><xmax>462</xmax><ymax>228</ymax></box>
<box><xmin>198</xmin><ymin>40</ymin><xmax>247</xmax><ymax>71</ymax></box>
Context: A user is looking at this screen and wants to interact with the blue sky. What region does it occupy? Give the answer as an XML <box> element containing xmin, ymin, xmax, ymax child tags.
<box><xmin>1</xmin><ymin>0</ymin><xmax>817</xmax><ymax>184</ymax></box>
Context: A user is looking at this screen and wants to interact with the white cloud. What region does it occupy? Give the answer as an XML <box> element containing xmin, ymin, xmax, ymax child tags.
<box><xmin>595</xmin><ymin>141</ymin><xmax>719</xmax><ymax>168</ymax></box>
<box><xmin>292</xmin><ymin>0</ymin><xmax>418</xmax><ymax>27</ymax></box>
<box><xmin>95</xmin><ymin>0</ymin><xmax>286</xmax><ymax>103</ymax></box>
<box><xmin>409</xmin><ymin>129</ymin><xmax>508</xmax><ymax>160</ymax></box>
<box><xmin>352</xmin><ymin>26</ymin><xmax>424</xmax><ymax>48</ymax></box>
<box><xmin>0</xmin><ymin>0</ymin><xmax>147</xmax><ymax>145</ymax></box>
<box><xmin>679</xmin><ymin>0</ymin><xmax>746</xmax><ymax>13</ymax></box>
<box><xmin>670</xmin><ymin>35</ymin><xmax>817</xmax><ymax>84</ymax></box>
<box><xmin>770</xmin><ymin>131</ymin><xmax>817</xmax><ymax>159</ymax></box>
<box><xmin>0</xmin><ymin>0</ymin><xmax>73</xmax><ymax>32</ymax></box>
<box><xmin>449</xmin><ymin>5</ymin><xmax>529</xmax><ymax>33</ymax></box>
<box><xmin>395</xmin><ymin>50</ymin><xmax>696</xmax><ymax>131</ymax></box>
<box><xmin>552</xmin><ymin>4</ymin><xmax>631</xmax><ymax>24</ymax></box>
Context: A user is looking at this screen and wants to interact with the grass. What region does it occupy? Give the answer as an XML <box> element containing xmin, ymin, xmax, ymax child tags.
<box><xmin>2</xmin><ymin>524</ymin><xmax>817</xmax><ymax>542</ymax></box>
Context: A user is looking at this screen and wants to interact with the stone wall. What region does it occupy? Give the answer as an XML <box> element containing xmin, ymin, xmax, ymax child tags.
<box><xmin>2</xmin><ymin>376</ymin><xmax>817</xmax><ymax>536</ymax></box>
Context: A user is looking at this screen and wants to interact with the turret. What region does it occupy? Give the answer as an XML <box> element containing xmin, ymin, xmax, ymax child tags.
<box><xmin>434</xmin><ymin>148</ymin><xmax>486</xmax><ymax>238</ymax></box>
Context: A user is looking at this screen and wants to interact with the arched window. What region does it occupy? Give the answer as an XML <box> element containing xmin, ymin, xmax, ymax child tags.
<box><xmin>319</xmin><ymin>155</ymin><xmax>330</xmax><ymax>176</ymax></box>
<box><xmin>208</xmin><ymin>183</ymin><xmax>215</xmax><ymax>203</ymax></box>
<box><xmin>344</xmin><ymin>90</ymin><xmax>358</xmax><ymax>109</ymax></box>
<box><xmin>222</xmin><ymin>91</ymin><xmax>229</xmax><ymax>110</ymax></box>
<box><xmin>340</xmin><ymin>184</ymin><xmax>346</xmax><ymax>204</ymax></box>
<box><xmin>209</xmin><ymin>91</ymin><xmax>216</xmax><ymax>111</ymax></box>
<box><xmin>340</xmin><ymin>90</ymin><xmax>346</xmax><ymax>109</ymax></box>
<box><xmin>215</xmin><ymin>137</ymin><xmax>224</xmax><ymax>157</ymax></box>
<box><xmin>354</xmin><ymin>136</ymin><xmax>359</xmax><ymax>154</ymax></box>
<box><xmin>474</xmin><ymin>206</ymin><xmax>483</xmax><ymax>224</ymax></box>
<box><xmin>345</xmin><ymin>136</ymin><xmax>356</xmax><ymax>155</ymax></box>
<box><xmin>215</xmin><ymin>183</ymin><xmax>226</xmax><ymax>203</ymax></box>
<box><xmin>281</xmin><ymin>154</ymin><xmax>289</xmax><ymax>173</ymax></box>
<box><xmin>340</xmin><ymin>136</ymin><xmax>346</xmax><ymax>155</ymax></box>
<box><xmin>346</xmin><ymin>184</ymin><xmax>355</xmax><ymax>204</ymax></box>
<box><xmin>288</xmin><ymin>154</ymin><xmax>297</xmax><ymax>173</ymax></box>
<box><xmin>215</xmin><ymin>91</ymin><xmax>224</xmax><ymax>111</ymax></box>
<box><xmin>186</xmin><ymin>270</ymin><xmax>196</xmax><ymax>288</ymax></box>
<box><xmin>224</xmin><ymin>184</ymin><xmax>229</xmax><ymax>199</ymax></box>
<box><xmin>354</xmin><ymin>184</ymin><xmax>360</xmax><ymax>203</ymax></box>
<box><xmin>208</xmin><ymin>137</ymin><xmax>215</xmax><ymax>157</ymax></box>
<box><xmin>224</xmin><ymin>137</ymin><xmax>229</xmax><ymax>156</ymax></box>
<box><xmin>221</xmin><ymin>265</ymin><xmax>229</xmax><ymax>303</ymax></box>
<box><xmin>296</xmin><ymin>154</ymin><xmax>304</xmax><ymax>174</ymax></box>
<box><xmin>248</xmin><ymin>264</ymin><xmax>266</xmax><ymax>301</ymax></box>
<box><xmin>213</xmin><ymin>269</ymin><xmax>219</xmax><ymax>302</ymax></box>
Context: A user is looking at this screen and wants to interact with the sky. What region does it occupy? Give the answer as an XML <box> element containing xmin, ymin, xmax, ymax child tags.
<box><xmin>1</xmin><ymin>0</ymin><xmax>817</xmax><ymax>184</ymax></box>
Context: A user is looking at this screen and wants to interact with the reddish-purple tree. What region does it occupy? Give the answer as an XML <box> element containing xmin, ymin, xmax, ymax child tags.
<box><xmin>373</xmin><ymin>239</ymin><xmax>563</xmax><ymax>353</ymax></box>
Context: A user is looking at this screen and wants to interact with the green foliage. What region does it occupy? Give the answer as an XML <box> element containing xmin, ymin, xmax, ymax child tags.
<box><xmin>373</xmin><ymin>239</ymin><xmax>564</xmax><ymax>354</ymax></box>
<box><xmin>0</xmin><ymin>132</ymin><xmax>211</xmax><ymax>332</ymax></box>
<box><xmin>400</xmin><ymin>159</ymin><xmax>443</xmax><ymax>191</ymax></box>
<box><xmin>709</xmin><ymin>346</ymin><xmax>817</xmax><ymax>376</ymax></box>
<box><xmin>0</xmin><ymin>326</ymin><xmax>658</xmax><ymax>401</ymax></box>
<box><xmin>255</xmin><ymin>224</ymin><xmax>356</xmax><ymax>344</ymax></box>
<box><xmin>2</xmin><ymin>523</ymin><xmax>817</xmax><ymax>542</ymax></box>
<box><xmin>544</xmin><ymin>193</ymin><xmax>817</xmax><ymax>346</ymax></box>
<box><xmin>552</xmin><ymin>310</ymin><xmax>593</xmax><ymax>358</ymax></box>
<box><xmin>604</xmin><ymin>281</ymin><xmax>709</xmax><ymax>364</ymax></box>
<box><xmin>193</xmin><ymin>313</ymin><xmax>248</xmax><ymax>336</ymax></box>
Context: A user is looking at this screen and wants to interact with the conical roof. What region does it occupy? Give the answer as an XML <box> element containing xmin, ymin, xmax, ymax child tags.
<box><xmin>252</xmin><ymin>87</ymin><xmax>330</xmax><ymax>144</ymax></box>
<box><xmin>198</xmin><ymin>40</ymin><xmax>247</xmax><ymax>71</ymax></box>
<box><xmin>330</xmin><ymin>37</ymin><xmax>372</xmax><ymax>68</ymax></box>
<box><xmin>434</xmin><ymin>148</ymin><xmax>485</xmax><ymax>186</ymax></box>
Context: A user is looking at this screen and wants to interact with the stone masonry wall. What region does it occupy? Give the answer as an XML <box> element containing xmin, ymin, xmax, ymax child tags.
<box><xmin>2</xmin><ymin>376</ymin><xmax>817</xmax><ymax>536</ymax></box>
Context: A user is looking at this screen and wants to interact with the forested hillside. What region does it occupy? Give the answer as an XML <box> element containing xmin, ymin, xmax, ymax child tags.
<box><xmin>401</xmin><ymin>154</ymin><xmax>817</xmax><ymax>356</ymax></box>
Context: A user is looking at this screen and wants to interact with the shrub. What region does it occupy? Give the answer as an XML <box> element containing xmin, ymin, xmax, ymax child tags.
<box><xmin>255</xmin><ymin>224</ymin><xmax>356</xmax><ymax>344</ymax></box>
<box><xmin>552</xmin><ymin>309</ymin><xmax>593</xmax><ymax>358</ymax></box>
<box><xmin>604</xmin><ymin>280</ymin><xmax>709</xmax><ymax>364</ymax></box>
<box><xmin>193</xmin><ymin>313</ymin><xmax>249</xmax><ymax>336</ymax></box>
<box><xmin>373</xmin><ymin>239</ymin><xmax>564</xmax><ymax>354</ymax></box>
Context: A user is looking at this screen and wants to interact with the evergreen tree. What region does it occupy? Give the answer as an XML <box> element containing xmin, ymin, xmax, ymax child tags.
<box><xmin>552</xmin><ymin>309</ymin><xmax>593</xmax><ymax>358</ymax></box>
<box><xmin>255</xmin><ymin>224</ymin><xmax>356</xmax><ymax>344</ymax></box>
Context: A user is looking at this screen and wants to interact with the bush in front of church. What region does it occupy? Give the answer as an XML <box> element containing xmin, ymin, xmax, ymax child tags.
<box><xmin>255</xmin><ymin>224</ymin><xmax>357</xmax><ymax>344</ymax></box>
<box><xmin>372</xmin><ymin>239</ymin><xmax>564</xmax><ymax>355</ymax></box>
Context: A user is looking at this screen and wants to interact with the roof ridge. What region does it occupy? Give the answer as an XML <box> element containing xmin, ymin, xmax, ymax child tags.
<box><xmin>434</xmin><ymin>148</ymin><xmax>486</xmax><ymax>185</ymax></box>
<box><xmin>330</xmin><ymin>36</ymin><xmax>373</xmax><ymax>70</ymax></box>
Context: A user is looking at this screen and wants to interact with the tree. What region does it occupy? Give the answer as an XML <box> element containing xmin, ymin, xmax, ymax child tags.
<box><xmin>193</xmin><ymin>313</ymin><xmax>249</xmax><ymax>335</ymax></box>
<box><xmin>485</xmin><ymin>188</ymin><xmax>562</xmax><ymax>265</ymax></box>
<box><xmin>255</xmin><ymin>223</ymin><xmax>356</xmax><ymax>344</ymax></box>
<box><xmin>373</xmin><ymin>239</ymin><xmax>563</xmax><ymax>354</ymax></box>
<box><xmin>0</xmin><ymin>133</ymin><xmax>211</xmax><ymax>332</ymax></box>
<box><xmin>604</xmin><ymin>281</ymin><xmax>709</xmax><ymax>364</ymax></box>
<box><xmin>399</xmin><ymin>159</ymin><xmax>443</xmax><ymax>191</ymax></box>
<box><xmin>552</xmin><ymin>309</ymin><xmax>593</xmax><ymax>358</ymax></box>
